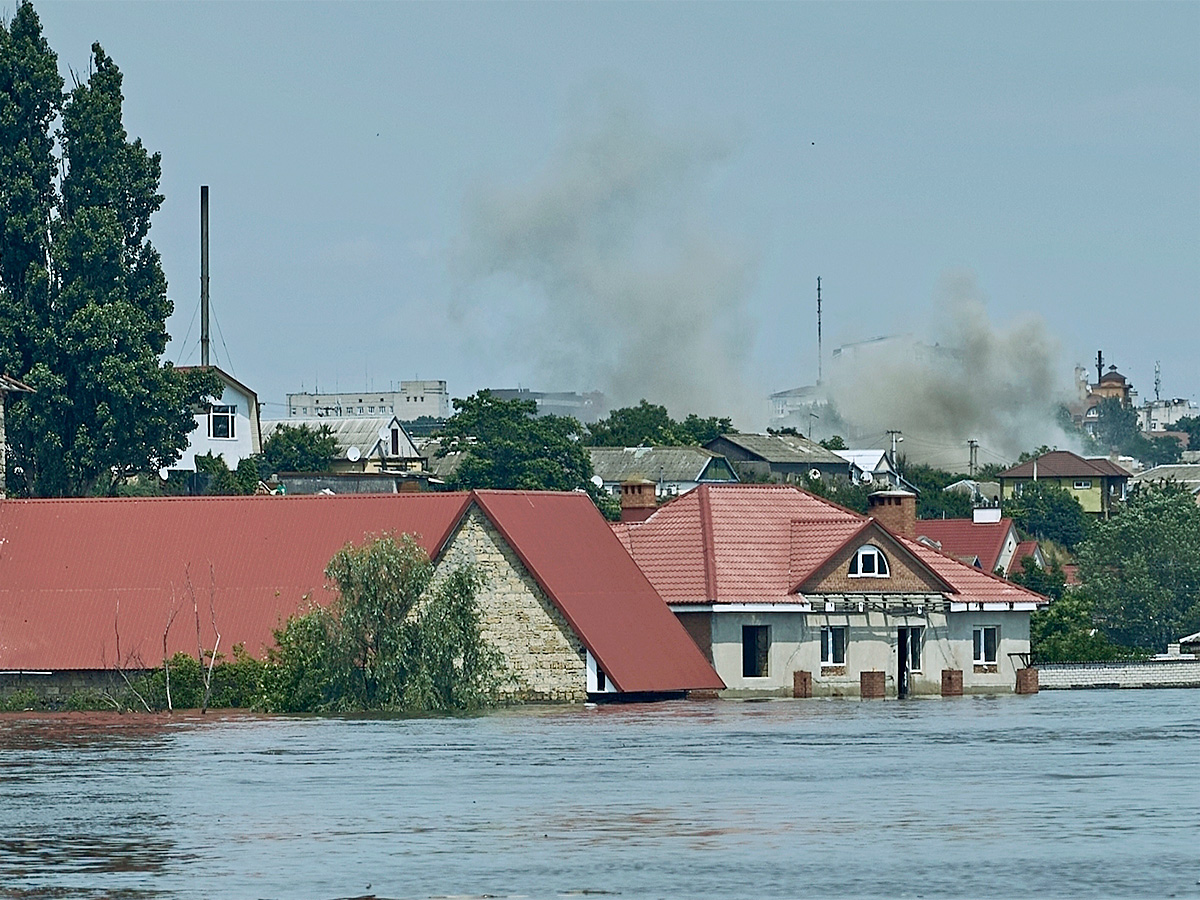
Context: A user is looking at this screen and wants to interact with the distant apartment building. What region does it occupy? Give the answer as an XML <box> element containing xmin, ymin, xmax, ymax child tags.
<box><xmin>287</xmin><ymin>380</ymin><xmax>451</xmax><ymax>420</ymax></box>
<box><xmin>488</xmin><ymin>388</ymin><xmax>608</xmax><ymax>423</ymax></box>
<box><xmin>1138</xmin><ymin>397</ymin><xmax>1197</xmax><ymax>434</ymax></box>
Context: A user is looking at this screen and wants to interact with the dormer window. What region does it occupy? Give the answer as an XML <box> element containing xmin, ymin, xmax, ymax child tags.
<box><xmin>848</xmin><ymin>544</ymin><xmax>889</xmax><ymax>578</ymax></box>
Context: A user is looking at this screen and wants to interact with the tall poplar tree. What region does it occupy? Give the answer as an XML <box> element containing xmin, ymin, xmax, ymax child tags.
<box><xmin>0</xmin><ymin>4</ymin><xmax>216</xmax><ymax>496</ymax></box>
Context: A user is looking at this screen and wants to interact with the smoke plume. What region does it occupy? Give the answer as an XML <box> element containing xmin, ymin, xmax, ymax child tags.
<box><xmin>453</xmin><ymin>98</ymin><xmax>758</xmax><ymax>423</ymax></box>
<box><xmin>827</xmin><ymin>272</ymin><xmax>1077</xmax><ymax>467</ymax></box>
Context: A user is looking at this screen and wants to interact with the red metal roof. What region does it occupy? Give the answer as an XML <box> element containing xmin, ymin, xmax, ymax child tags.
<box><xmin>618</xmin><ymin>484</ymin><xmax>1046</xmax><ymax>608</ymax></box>
<box><xmin>1000</xmin><ymin>450</ymin><xmax>1129</xmax><ymax>480</ymax></box>
<box><xmin>915</xmin><ymin>518</ymin><xmax>1016</xmax><ymax>573</ymax></box>
<box><xmin>473</xmin><ymin>491</ymin><xmax>723</xmax><ymax>693</ymax></box>
<box><xmin>0</xmin><ymin>492</ymin><xmax>723</xmax><ymax>693</ymax></box>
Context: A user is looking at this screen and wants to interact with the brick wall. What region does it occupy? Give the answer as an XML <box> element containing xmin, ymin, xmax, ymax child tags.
<box><xmin>1039</xmin><ymin>658</ymin><xmax>1200</xmax><ymax>689</ymax></box>
<box><xmin>435</xmin><ymin>508</ymin><xmax>588</xmax><ymax>703</ymax></box>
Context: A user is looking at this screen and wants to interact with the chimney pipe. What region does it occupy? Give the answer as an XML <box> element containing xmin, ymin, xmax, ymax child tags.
<box><xmin>200</xmin><ymin>185</ymin><xmax>210</xmax><ymax>367</ymax></box>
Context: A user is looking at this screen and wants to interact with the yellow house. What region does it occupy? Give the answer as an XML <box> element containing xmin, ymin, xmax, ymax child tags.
<box><xmin>998</xmin><ymin>450</ymin><xmax>1129</xmax><ymax>516</ymax></box>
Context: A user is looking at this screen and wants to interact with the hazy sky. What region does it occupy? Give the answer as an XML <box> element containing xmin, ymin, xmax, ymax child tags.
<box><xmin>28</xmin><ymin>1</ymin><xmax>1200</xmax><ymax>426</ymax></box>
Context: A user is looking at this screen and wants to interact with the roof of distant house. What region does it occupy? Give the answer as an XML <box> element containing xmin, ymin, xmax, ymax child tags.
<box><xmin>0</xmin><ymin>492</ymin><xmax>721</xmax><ymax>693</ymax></box>
<box><xmin>613</xmin><ymin>484</ymin><xmax>1046</xmax><ymax>609</ymax></box>
<box><xmin>588</xmin><ymin>446</ymin><xmax>737</xmax><ymax>485</ymax></box>
<box><xmin>707</xmin><ymin>433</ymin><xmax>846</xmax><ymax>466</ymax></box>
<box><xmin>1011</xmin><ymin>541</ymin><xmax>1041</xmax><ymax>572</ymax></box>
<box><xmin>1133</xmin><ymin>464</ymin><xmax>1200</xmax><ymax>494</ymax></box>
<box><xmin>263</xmin><ymin>416</ymin><xmax>420</xmax><ymax>461</ymax></box>
<box><xmin>915</xmin><ymin>517</ymin><xmax>1016</xmax><ymax>573</ymax></box>
<box><xmin>999</xmin><ymin>450</ymin><xmax>1130</xmax><ymax>480</ymax></box>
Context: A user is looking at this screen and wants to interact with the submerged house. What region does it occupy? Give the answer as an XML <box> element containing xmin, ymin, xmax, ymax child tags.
<box><xmin>0</xmin><ymin>491</ymin><xmax>721</xmax><ymax>703</ymax></box>
<box><xmin>613</xmin><ymin>484</ymin><xmax>1046</xmax><ymax>698</ymax></box>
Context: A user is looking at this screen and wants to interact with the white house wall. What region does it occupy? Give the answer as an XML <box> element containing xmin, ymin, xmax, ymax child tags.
<box><xmin>173</xmin><ymin>382</ymin><xmax>257</xmax><ymax>471</ymax></box>
<box><xmin>710</xmin><ymin>608</ymin><xmax>1031</xmax><ymax>697</ymax></box>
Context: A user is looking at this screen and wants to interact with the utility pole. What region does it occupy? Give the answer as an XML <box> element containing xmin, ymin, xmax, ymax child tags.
<box><xmin>967</xmin><ymin>439</ymin><xmax>978</xmax><ymax>477</ymax></box>
<box><xmin>816</xmin><ymin>277</ymin><xmax>823</xmax><ymax>385</ymax></box>
<box><xmin>886</xmin><ymin>429</ymin><xmax>903</xmax><ymax>476</ymax></box>
<box><xmin>200</xmin><ymin>185</ymin><xmax>210</xmax><ymax>367</ymax></box>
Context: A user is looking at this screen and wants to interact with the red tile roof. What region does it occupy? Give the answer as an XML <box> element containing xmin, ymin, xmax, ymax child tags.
<box><xmin>915</xmin><ymin>518</ymin><xmax>1016</xmax><ymax>573</ymax></box>
<box><xmin>617</xmin><ymin>484</ymin><xmax>1046</xmax><ymax>608</ymax></box>
<box><xmin>1012</xmin><ymin>541</ymin><xmax>1041</xmax><ymax>571</ymax></box>
<box><xmin>0</xmin><ymin>492</ymin><xmax>721</xmax><ymax>694</ymax></box>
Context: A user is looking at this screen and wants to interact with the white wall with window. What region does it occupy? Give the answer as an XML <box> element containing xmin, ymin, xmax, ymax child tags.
<box><xmin>170</xmin><ymin>371</ymin><xmax>261</xmax><ymax>474</ymax></box>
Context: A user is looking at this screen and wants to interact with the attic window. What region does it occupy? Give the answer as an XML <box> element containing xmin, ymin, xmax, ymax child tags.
<box><xmin>391</xmin><ymin>428</ymin><xmax>400</xmax><ymax>456</ymax></box>
<box><xmin>209</xmin><ymin>405</ymin><xmax>235</xmax><ymax>439</ymax></box>
<box><xmin>848</xmin><ymin>544</ymin><xmax>889</xmax><ymax>578</ymax></box>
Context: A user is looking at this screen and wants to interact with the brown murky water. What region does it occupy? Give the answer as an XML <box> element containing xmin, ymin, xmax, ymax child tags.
<box><xmin>0</xmin><ymin>692</ymin><xmax>1197</xmax><ymax>899</ymax></box>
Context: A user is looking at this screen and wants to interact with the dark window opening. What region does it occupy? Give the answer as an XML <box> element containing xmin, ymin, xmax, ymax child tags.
<box><xmin>742</xmin><ymin>625</ymin><xmax>770</xmax><ymax>678</ymax></box>
<box><xmin>821</xmin><ymin>625</ymin><xmax>847</xmax><ymax>666</ymax></box>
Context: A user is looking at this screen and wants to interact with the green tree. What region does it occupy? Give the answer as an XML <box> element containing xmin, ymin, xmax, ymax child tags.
<box><xmin>259</xmin><ymin>534</ymin><xmax>501</xmax><ymax>712</ymax></box>
<box><xmin>903</xmin><ymin>463</ymin><xmax>973</xmax><ymax>520</ymax></box>
<box><xmin>439</xmin><ymin>390</ymin><xmax>594</xmax><ymax>493</ymax></box>
<box><xmin>819</xmin><ymin>435</ymin><xmax>847</xmax><ymax>451</ymax></box>
<box><xmin>1077</xmin><ymin>483</ymin><xmax>1200</xmax><ymax>652</ymax></box>
<box><xmin>800</xmin><ymin>472</ymin><xmax>871</xmax><ymax>514</ymax></box>
<box><xmin>1009</xmin><ymin>556</ymin><xmax>1066</xmax><ymax>601</ymax></box>
<box><xmin>0</xmin><ymin>20</ymin><xmax>218</xmax><ymax>495</ymax></box>
<box><xmin>1175</xmin><ymin>415</ymin><xmax>1200</xmax><ymax>452</ymax></box>
<box><xmin>194</xmin><ymin>451</ymin><xmax>260</xmax><ymax>495</ymax></box>
<box><xmin>1089</xmin><ymin>397</ymin><xmax>1138</xmax><ymax>453</ymax></box>
<box><xmin>1029</xmin><ymin>593</ymin><xmax>1135</xmax><ymax>664</ymax></box>
<box><xmin>261</xmin><ymin>422</ymin><xmax>338</xmax><ymax>474</ymax></box>
<box><xmin>1003</xmin><ymin>482</ymin><xmax>1088</xmax><ymax>549</ymax></box>
<box><xmin>584</xmin><ymin>399</ymin><xmax>731</xmax><ymax>447</ymax></box>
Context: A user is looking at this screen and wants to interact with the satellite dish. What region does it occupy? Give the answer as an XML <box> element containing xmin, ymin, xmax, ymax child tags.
<box><xmin>809</xmin><ymin>468</ymin><xmax>822</xmax><ymax>480</ymax></box>
<box><xmin>590</xmin><ymin>475</ymin><xmax>604</xmax><ymax>488</ymax></box>
<box><xmin>860</xmin><ymin>470</ymin><xmax>874</xmax><ymax>484</ymax></box>
<box><xmin>347</xmin><ymin>446</ymin><xmax>361</xmax><ymax>462</ymax></box>
<box><xmin>378</xmin><ymin>426</ymin><xmax>391</xmax><ymax>442</ymax></box>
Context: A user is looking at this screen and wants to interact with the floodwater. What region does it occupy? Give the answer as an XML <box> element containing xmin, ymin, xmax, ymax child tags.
<box><xmin>0</xmin><ymin>691</ymin><xmax>1197</xmax><ymax>900</ymax></box>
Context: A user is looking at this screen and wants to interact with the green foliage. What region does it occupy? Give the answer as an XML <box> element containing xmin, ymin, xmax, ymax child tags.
<box><xmin>585</xmin><ymin>400</ymin><xmax>732</xmax><ymax>447</ymax></box>
<box><xmin>135</xmin><ymin>646</ymin><xmax>264</xmax><ymax>710</ymax></box>
<box><xmin>1077</xmin><ymin>483</ymin><xmax>1200</xmax><ymax>652</ymax></box>
<box><xmin>0</xmin><ymin>17</ymin><xmax>219</xmax><ymax>496</ymax></box>
<box><xmin>439</xmin><ymin>391</ymin><xmax>594</xmax><ymax>494</ymax></box>
<box><xmin>902</xmin><ymin>463</ymin><xmax>973</xmax><ymax>520</ymax></box>
<box><xmin>1009</xmin><ymin>556</ymin><xmax>1066</xmax><ymax>601</ymax></box>
<box><xmin>819</xmin><ymin>435</ymin><xmax>847</xmax><ymax>451</ymax></box>
<box><xmin>0</xmin><ymin>687</ymin><xmax>38</xmax><ymax>711</ymax></box>
<box><xmin>259</xmin><ymin>534</ymin><xmax>502</xmax><ymax>713</ymax></box>
<box><xmin>1175</xmin><ymin>415</ymin><xmax>1200</xmax><ymax>452</ymax></box>
<box><xmin>193</xmin><ymin>452</ymin><xmax>260</xmax><ymax>495</ymax></box>
<box><xmin>1003</xmin><ymin>481</ymin><xmax>1088</xmax><ymax>549</ymax></box>
<box><xmin>261</xmin><ymin>423</ymin><xmax>338</xmax><ymax>474</ymax></box>
<box><xmin>800</xmin><ymin>473</ymin><xmax>871</xmax><ymax>514</ymax></box>
<box><xmin>1085</xmin><ymin>399</ymin><xmax>1182</xmax><ymax>466</ymax></box>
<box><xmin>1029</xmin><ymin>593</ymin><xmax>1139</xmax><ymax>664</ymax></box>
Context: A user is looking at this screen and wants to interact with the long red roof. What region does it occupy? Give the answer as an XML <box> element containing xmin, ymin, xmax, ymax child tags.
<box><xmin>914</xmin><ymin>517</ymin><xmax>1016</xmax><ymax>573</ymax></box>
<box><xmin>0</xmin><ymin>492</ymin><xmax>721</xmax><ymax>693</ymax></box>
<box><xmin>617</xmin><ymin>484</ymin><xmax>1046</xmax><ymax>608</ymax></box>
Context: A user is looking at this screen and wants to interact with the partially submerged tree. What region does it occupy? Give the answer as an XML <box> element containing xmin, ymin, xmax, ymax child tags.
<box><xmin>0</xmin><ymin>9</ymin><xmax>217</xmax><ymax>495</ymax></box>
<box><xmin>260</xmin><ymin>534</ymin><xmax>502</xmax><ymax>713</ymax></box>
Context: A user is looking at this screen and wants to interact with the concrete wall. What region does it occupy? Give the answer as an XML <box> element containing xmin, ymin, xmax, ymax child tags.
<box><xmin>709</xmin><ymin>608</ymin><xmax>1031</xmax><ymax>697</ymax></box>
<box><xmin>436</xmin><ymin>508</ymin><xmax>588</xmax><ymax>703</ymax></box>
<box><xmin>1039</xmin><ymin>658</ymin><xmax>1200</xmax><ymax>689</ymax></box>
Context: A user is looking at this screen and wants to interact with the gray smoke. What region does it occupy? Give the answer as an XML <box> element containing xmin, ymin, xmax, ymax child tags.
<box><xmin>453</xmin><ymin>99</ymin><xmax>758</xmax><ymax>423</ymax></box>
<box><xmin>827</xmin><ymin>272</ymin><xmax>1077</xmax><ymax>467</ymax></box>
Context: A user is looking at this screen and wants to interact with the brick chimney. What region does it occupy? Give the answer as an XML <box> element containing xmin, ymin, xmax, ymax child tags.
<box><xmin>868</xmin><ymin>490</ymin><xmax>917</xmax><ymax>538</ymax></box>
<box><xmin>620</xmin><ymin>478</ymin><xmax>658</xmax><ymax>523</ymax></box>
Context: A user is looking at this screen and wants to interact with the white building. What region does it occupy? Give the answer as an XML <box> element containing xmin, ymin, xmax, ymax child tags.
<box><xmin>171</xmin><ymin>366</ymin><xmax>262</xmax><ymax>472</ymax></box>
<box><xmin>287</xmin><ymin>380</ymin><xmax>451</xmax><ymax>420</ymax></box>
<box><xmin>1138</xmin><ymin>398</ymin><xmax>1197</xmax><ymax>434</ymax></box>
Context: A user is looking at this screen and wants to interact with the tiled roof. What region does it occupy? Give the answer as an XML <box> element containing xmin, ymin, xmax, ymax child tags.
<box><xmin>709</xmin><ymin>433</ymin><xmax>847</xmax><ymax>466</ymax></box>
<box><xmin>588</xmin><ymin>446</ymin><xmax>737</xmax><ymax>484</ymax></box>
<box><xmin>1000</xmin><ymin>450</ymin><xmax>1129</xmax><ymax>480</ymax></box>
<box><xmin>914</xmin><ymin>518</ymin><xmax>1015</xmax><ymax>573</ymax></box>
<box><xmin>0</xmin><ymin>493</ymin><xmax>721</xmax><ymax>693</ymax></box>
<box><xmin>1011</xmin><ymin>541</ymin><xmax>1041</xmax><ymax>571</ymax></box>
<box><xmin>618</xmin><ymin>484</ymin><xmax>1046</xmax><ymax>608</ymax></box>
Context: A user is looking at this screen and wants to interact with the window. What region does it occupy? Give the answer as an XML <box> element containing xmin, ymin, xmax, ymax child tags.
<box><xmin>848</xmin><ymin>545</ymin><xmax>890</xmax><ymax>578</ymax></box>
<box><xmin>821</xmin><ymin>626</ymin><xmax>846</xmax><ymax>666</ymax></box>
<box><xmin>1073</xmin><ymin>480</ymin><xmax>1092</xmax><ymax>490</ymax></box>
<box><xmin>742</xmin><ymin>625</ymin><xmax>769</xmax><ymax>678</ymax></box>
<box><xmin>391</xmin><ymin>428</ymin><xmax>400</xmax><ymax>456</ymax></box>
<box><xmin>973</xmin><ymin>626</ymin><xmax>998</xmax><ymax>665</ymax></box>
<box><xmin>209</xmin><ymin>405</ymin><xmax>235</xmax><ymax>439</ymax></box>
<box><xmin>901</xmin><ymin>626</ymin><xmax>923</xmax><ymax>672</ymax></box>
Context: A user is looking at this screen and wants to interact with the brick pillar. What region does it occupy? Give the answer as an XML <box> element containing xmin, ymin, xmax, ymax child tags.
<box><xmin>1016</xmin><ymin>667</ymin><xmax>1039</xmax><ymax>694</ymax></box>
<box><xmin>941</xmin><ymin>669</ymin><xmax>963</xmax><ymax>696</ymax></box>
<box><xmin>792</xmin><ymin>670</ymin><xmax>812</xmax><ymax>698</ymax></box>
<box><xmin>860</xmin><ymin>670</ymin><xmax>885</xmax><ymax>699</ymax></box>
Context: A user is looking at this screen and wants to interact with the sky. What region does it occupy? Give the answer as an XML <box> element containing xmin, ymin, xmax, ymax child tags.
<box><xmin>25</xmin><ymin>1</ymin><xmax>1200</xmax><ymax>439</ymax></box>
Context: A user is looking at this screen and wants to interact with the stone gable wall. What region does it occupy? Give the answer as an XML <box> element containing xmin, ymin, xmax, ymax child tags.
<box><xmin>435</xmin><ymin>508</ymin><xmax>587</xmax><ymax>702</ymax></box>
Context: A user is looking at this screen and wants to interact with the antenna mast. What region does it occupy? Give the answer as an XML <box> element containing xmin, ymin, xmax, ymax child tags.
<box><xmin>816</xmin><ymin>276</ymin><xmax>823</xmax><ymax>384</ymax></box>
<box><xmin>1154</xmin><ymin>361</ymin><xmax>1161</xmax><ymax>402</ymax></box>
<box><xmin>200</xmin><ymin>185</ymin><xmax>210</xmax><ymax>367</ymax></box>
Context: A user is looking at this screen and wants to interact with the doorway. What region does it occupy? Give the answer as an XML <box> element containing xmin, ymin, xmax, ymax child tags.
<box><xmin>897</xmin><ymin>626</ymin><xmax>923</xmax><ymax>698</ymax></box>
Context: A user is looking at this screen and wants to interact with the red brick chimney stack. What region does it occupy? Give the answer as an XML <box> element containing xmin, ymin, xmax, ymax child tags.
<box><xmin>620</xmin><ymin>478</ymin><xmax>658</xmax><ymax>523</ymax></box>
<box><xmin>868</xmin><ymin>490</ymin><xmax>917</xmax><ymax>538</ymax></box>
